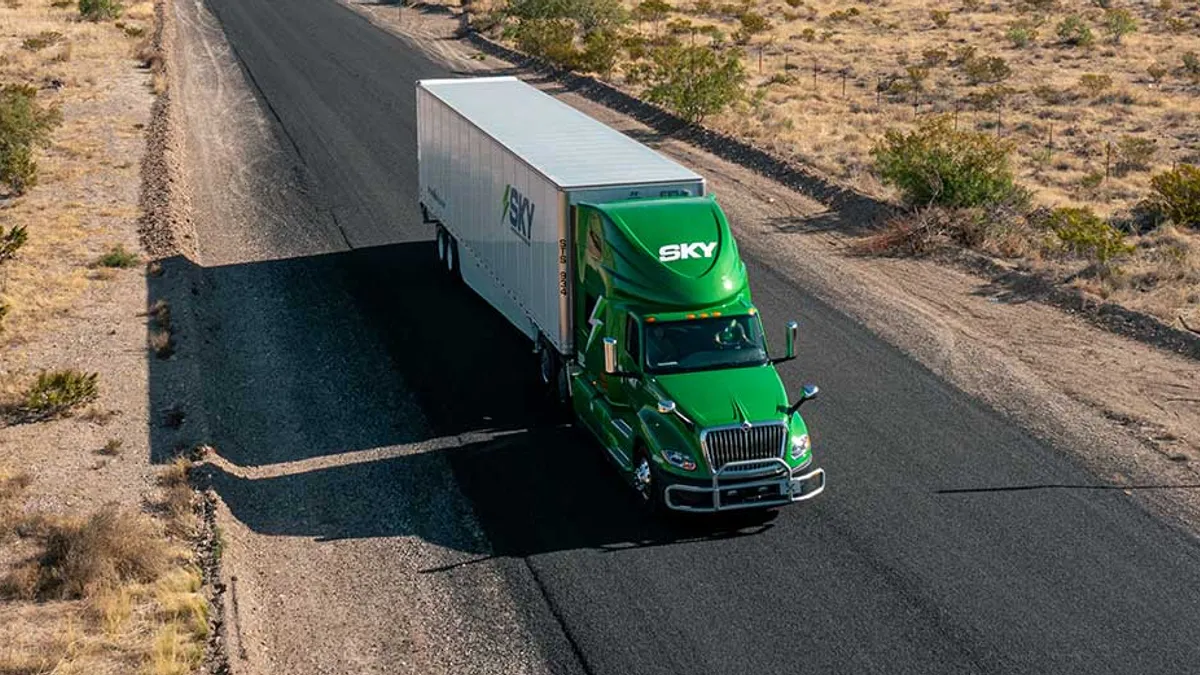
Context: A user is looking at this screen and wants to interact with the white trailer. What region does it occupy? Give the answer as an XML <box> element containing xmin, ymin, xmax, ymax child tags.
<box><xmin>416</xmin><ymin>76</ymin><xmax>705</xmax><ymax>356</ymax></box>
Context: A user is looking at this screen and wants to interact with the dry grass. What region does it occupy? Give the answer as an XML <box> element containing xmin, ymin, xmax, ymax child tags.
<box><xmin>0</xmin><ymin>467</ymin><xmax>208</xmax><ymax>675</ymax></box>
<box><xmin>0</xmin><ymin>0</ymin><xmax>154</xmax><ymax>346</ymax></box>
<box><xmin>1</xmin><ymin>504</ymin><xmax>170</xmax><ymax>601</ymax></box>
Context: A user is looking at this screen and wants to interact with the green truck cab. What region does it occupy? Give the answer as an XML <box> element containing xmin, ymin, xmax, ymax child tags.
<box><xmin>563</xmin><ymin>196</ymin><xmax>825</xmax><ymax>512</ymax></box>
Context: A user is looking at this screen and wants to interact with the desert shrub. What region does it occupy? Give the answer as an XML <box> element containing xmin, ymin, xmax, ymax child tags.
<box><xmin>1005</xmin><ymin>20</ymin><xmax>1038</xmax><ymax>47</ymax></box>
<box><xmin>0</xmin><ymin>225</ymin><xmax>27</xmax><ymax>264</ymax></box>
<box><xmin>512</xmin><ymin>18</ymin><xmax>581</xmax><ymax>68</ymax></box>
<box><xmin>733</xmin><ymin>10</ymin><xmax>770</xmax><ymax>43</ymax></box>
<box><xmin>1021</xmin><ymin>0</ymin><xmax>1057</xmax><ymax>11</ymax></box>
<box><xmin>21</xmin><ymin>31</ymin><xmax>63</xmax><ymax>51</ymax></box>
<box><xmin>693</xmin><ymin>0</ymin><xmax>713</xmax><ymax>12</ymax></box>
<box><xmin>580</xmin><ymin>27</ymin><xmax>622</xmax><ymax>74</ymax></box>
<box><xmin>0</xmin><ymin>84</ymin><xmax>62</xmax><ymax>195</ymax></box>
<box><xmin>644</xmin><ymin>44</ymin><xmax>744</xmax><ymax>123</ymax></box>
<box><xmin>78</xmin><ymin>0</ymin><xmax>121</xmax><ymax>21</ymax></box>
<box><xmin>784</xmin><ymin>0</ymin><xmax>801</xmax><ymax>6</ymax></box>
<box><xmin>1032</xmin><ymin>84</ymin><xmax>1072</xmax><ymax>105</ymax></box>
<box><xmin>953</xmin><ymin>44</ymin><xmax>977</xmax><ymax>65</ymax></box>
<box><xmin>1045</xmin><ymin>206</ymin><xmax>1132</xmax><ymax>264</ymax></box>
<box><xmin>18</xmin><ymin>370</ymin><xmax>99</xmax><ymax>421</ymax></box>
<box><xmin>922</xmin><ymin>48</ymin><xmax>948</xmax><ymax>66</ymax></box>
<box><xmin>860</xmin><ymin>203</ymin><xmax>1038</xmax><ymax>258</ymax></box>
<box><xmin>1148</xmin><ymin>164</ymin><xmax>1200</xmax><ymax>228</ymax></box>
<box><xmin>930</xmin><ymin>9</ymin><xmax>949</xmax><ymax>27</ymax></box>
<box><xmin>1056</xmin><ymin>15</ymin><xmax>1094</xmax><ymax>47</ymax></box>
<box><xmin>632</xmin><ymin>0</ymin><xmax>670</xmax><ymax>24</ymax></box>
<box><xmin>1147</xmin><ymin>63</ymin><xmax>1167</xmax><ymax>83</ymax></box>
<box><xmin>666</xmin><ymin>17</ymin><xmax>693</xmax><ymax>34</ymax></box>
<box><xmin>825</xmin><ymin>7</ymin><xmax>859</xmax><ymax>22</ymax></box>
<box><xmin>1114</xmin><ymin>136</ymin><xmax>1155</xmax><ymax>174</ymax></box>
<box><xmin>906</xmin><ymin>65</ymin><xmax>930</xmax><ymax>90</ymax></box>
<box><xmin>1077</xmin><ymin>73</ymin><xmax>1112</xmax><ymax>97</ymax></box>
<box><xmin>1</xmin><ymin>505</ymin><xmax>168</xmax><ymax>600</ymax></box>
<box><xmin>96</xmin><ymin>244</ymin><xmax>140</xmax><ymax>268</ymax></box>
<box><xmin>962</xmin><ymin>54</ymin><xmax>1012</xmax><ymax>84</ymax></box>
<box><xmin>966</xmin><ymin>84</ymin><xmax>1015</xmax><ymax>110</ymax></box>
<box><xmin>1102</xmin><ymin>8</ymin><xmax>1137</xmax><ymax>43</ymax></box>
<box><xmin>871</xmin><ymin>114</ymin><xmax>1021</xmax><ymax>208</ymax></box>
<box><xmin>1184</xmin><ymin>52</ymin><xmax>1200</xmax><ymax>78</ymax></box>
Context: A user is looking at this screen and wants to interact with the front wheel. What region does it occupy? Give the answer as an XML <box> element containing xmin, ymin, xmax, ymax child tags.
<box><xmin>632</xmin><ymin>450</ymin><xmax>668</xmax><ymax>515</ymax></box>
<box><xmin>538</xmin><ymin>339</ymin><xmax>570</xmax><ymax>417</ymax></box>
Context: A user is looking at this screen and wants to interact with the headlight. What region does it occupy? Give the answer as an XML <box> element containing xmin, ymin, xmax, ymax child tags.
<box><xmin>661</xmin><ymin>449</ymin><xmax>697</xmax><ymax>471</ymax></box>
<box><xmin>790</xmin><ymin>434</ymin><xmax>811</xmax><ymax>460</ymax></box>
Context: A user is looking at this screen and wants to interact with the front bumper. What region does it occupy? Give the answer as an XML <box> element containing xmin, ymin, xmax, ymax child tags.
<box><xmin>662</xmin><ymin>458</ymin><xmax>826</xmax><ymax>513</ymax></box>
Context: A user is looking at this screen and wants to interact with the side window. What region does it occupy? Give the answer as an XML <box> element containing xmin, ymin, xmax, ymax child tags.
<box><xmin>586</xmin><ymin>212</ymin><xmax>603</xmax><ymax>262</ymax></box>
<box><xmin>625</xmin><ymin>315</ymin><xmax>640</xmax><ymax>364</ymax></box>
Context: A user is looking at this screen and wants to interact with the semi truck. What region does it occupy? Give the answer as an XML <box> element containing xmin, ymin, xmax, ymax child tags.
<box><xmin>416</xmin><ymin>76</ymin><xmax>825</xmax><ymax>513</ymax></box>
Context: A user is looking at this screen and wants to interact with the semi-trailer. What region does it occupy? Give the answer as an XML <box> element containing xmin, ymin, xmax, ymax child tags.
<box><xmin>416</xmin><ymin>75</ymin><xmax>825</xmax><ymax>512</ymax></box>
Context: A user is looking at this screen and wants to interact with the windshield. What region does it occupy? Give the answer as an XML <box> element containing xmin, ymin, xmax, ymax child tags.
<box><xmin>644</xmin><ymin>315</ymin><xmax>768</xmax><ymax>374</ymax></box>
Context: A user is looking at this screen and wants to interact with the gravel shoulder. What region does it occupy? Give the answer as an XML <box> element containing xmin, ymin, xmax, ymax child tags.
<box><xmin>346</xmin><ymin>0</ymin><xmax>1200</xmax><ymax>533</ymax></box>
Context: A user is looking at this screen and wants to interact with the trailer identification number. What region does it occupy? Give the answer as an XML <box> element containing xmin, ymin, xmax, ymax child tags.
<box><xmin>502</xmin><ymin>185</ymin><xmax>535</xmax><ymax>243</ymax></box>
<box><xmin>658</xmin><ymin>242</ymin><xmax>717</xmax><ymax>262</ymax></box>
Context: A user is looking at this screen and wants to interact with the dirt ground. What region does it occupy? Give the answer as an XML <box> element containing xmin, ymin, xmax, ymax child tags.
<box><xmin>348</xmin><ymin>0</ymin><xmax>1200</xmax><ymax>535</ymax></box>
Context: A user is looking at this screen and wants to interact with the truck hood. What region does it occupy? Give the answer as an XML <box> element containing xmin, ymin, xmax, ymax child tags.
<box><xmin>650</xmin><ymin>365</ymin><xmax>787</xmax><ymax>430</ymax></box>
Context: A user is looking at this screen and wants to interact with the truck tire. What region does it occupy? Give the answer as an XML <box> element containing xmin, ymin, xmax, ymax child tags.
<box><xmin>632</xmin><ymin>446</ymin><xmax>668</xmax><ymax>515</ymax></box>
<box><xmin>435</xmin><ymin>226</ymin><xmax>447</xmax><ymax>266</ymax></box>
<box><xmin>445</xmin><ymin>234</ymin><xmax>460</xmax><ymax>280</ymax></box>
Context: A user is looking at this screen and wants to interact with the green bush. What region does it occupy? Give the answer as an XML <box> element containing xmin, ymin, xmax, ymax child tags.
<box><xmin>930</xmin><ymin>9</ymin><xmax>949</xmax><ymax>27</ymax></box>
<box><xmin>1056</xmin><ymin>15</ymin><xmax>1094</xmax><ymax>46</ymax></box>
<box><xmin>513</xmin><ymin>18</ymin><xmax>581</xmax><ymax>68</ymax></box>
<box><xmin>1005</xmin><ymin>21</ymin><xmax>1039</xmax><ymax>47</ymax></box>
<box><xmin>95</xmin><ymin>244</ymin><xmax>140</xmax><ymax>269</ymax></box>
<box><xmin>1046</xmin><ymin>206</ymin><xmax>1132</xmax><ymax>264</ymax></box>
<box><xmin>0</xmin><ymin>85</ymin><xmax>62</xmax><ymax>195</ymax></box>
<box><xmin>1148</xmin><ymin>164</ymin><xmax>1200</xmax><ymax>228</ymax></box>
<box><xmin>644</xmin><ymin>44</ymin><xmax>744</xmax><ymax>124</ymax></box>
<box><xmin>1184</xmin><ymin>52</ymin><xmax>1200</xmax><ymax>78</ymax></box>
<box><xmin>19</xmin><ymin>370</ymin><xmax>99</xmax><ymax>421</ymax></box>
<box><xmin>78</xmin><ymin>0</ymin><xmax>121</xmax><ymax>21</ymax></box>
<box><xmin>0</xmin><ymin>225</ymin><xmax>27</xmax><ymax>264</ymax></box>
<box><xmin>733</xmin><ymin>10</ymin><xmax>770</xmax><ymax>43</ymax></box>
<box><xmin>1102</xmin><ymin>8</ymin><xmax>1137</xmax><ymax>44</ymax></box>
<box><xmin>632</xmin><ymin>0</ymin><xmax>670</xmax><ymax>24</ymax></box>
<box><xmin>962</xmin><ymin>54</ymin><xmax>1012</xmax><ymax>84</ymax></box>
<box><xmin>871</xmin><ymin>114</ymin><xmax>1021</xmax><ymax>208</ymax></box>
<box><xmin>1114</xmin><ymin>135</ymin><xmax>1155</xmax><ymax>174</ymax></box>
<box><xmin>580</xmin><ymin>27</ymin><xmax>622</xmax><ymax>75</ymax></box>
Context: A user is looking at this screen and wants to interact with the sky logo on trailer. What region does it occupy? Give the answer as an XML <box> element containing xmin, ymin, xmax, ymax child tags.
<box><xmin>502</xmin><ymin>185</ymin><xmax>535</xmax><ymax>242</ymax></box>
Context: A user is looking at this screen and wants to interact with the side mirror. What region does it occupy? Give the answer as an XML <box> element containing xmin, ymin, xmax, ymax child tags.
<box><xmin>657</xmin><ymin>400</ymin><xmax>676</xmax><ymax>414</ymax></box>
<box><xmin>787</xmin><ymin>383</ymin><xmax>819</xmax><ymax>415</ymax></box>
<box><xmin>785</xmin><ymin>320</ymin><xmax>798</xmax><ymax>360</ymax></box>
<box><xmin>603</xmin><ymin>337</ymin><xmax>618</xmax><ymax>375</ymax></box>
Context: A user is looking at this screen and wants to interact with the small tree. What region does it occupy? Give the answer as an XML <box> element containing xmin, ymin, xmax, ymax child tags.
<box><xmin>580</xmin><ymin>27</ymin><xmax>623</xmax><ymax>76</ymax></box>
<box><xmin>1057</xmin><ymin>15</ymin><xmax>1094</xmax><ymax>47</ymax></box>
<box><xmin>0</xmin><ymin>84</ymin><xmax>62</xmax><ymax>195</ymax></box>
<box><xmin>871</xmin><ymin>114</ymin><xmax>1020</xmax><ymax>208</ymax></box>
<box><xmin>1102</xmin><ymin>8</ymin><xmax>1137</xmax><ymax>44</ymax></box>
<box><xmin>644</xmin><ymin>45</ymin><xmax>745</xmax><ymax>124</ymax></box>
<box><xmin>632</xmin><ymin>0</ymin><xmax>670</xmax><ymax>28</ymax></box>
<box><xmin>963</xmin><ymin>55</ymin><xmax>1012</xmax><ymax>84</ymax></box>
<box><xmin>1148</xmin><ymin>164</ymin><xmax>1200</xmax><ymax>228</ymax></box>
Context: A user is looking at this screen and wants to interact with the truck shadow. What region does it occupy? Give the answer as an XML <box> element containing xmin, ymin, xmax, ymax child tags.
<box><xmin>148</xmin><ymin>241</ymin><xmax>776</xmax><ymax>555</ymax></box>
<box><xmin>199</xmin><ymin>423</ymin><xmax>778</xmax><ymax>557</ymax></box>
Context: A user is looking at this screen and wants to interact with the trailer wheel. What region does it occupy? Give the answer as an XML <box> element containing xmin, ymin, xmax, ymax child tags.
<box><xmin>435</xmin><ymin>226</ymin><xmax>447</xmax><ymax>266</ymax></box>
<box><xmin>538</xmin><ymin>339</ymin><xmax>570</xmax><ymax>409</ymax></box>
<box><xmin>445</xmin><ymin>234</ymin><xmax>460</xmax><ymax>280</ymax></box>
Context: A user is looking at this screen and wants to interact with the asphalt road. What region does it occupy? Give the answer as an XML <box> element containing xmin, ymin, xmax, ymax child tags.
<box><xmin>193</xmin><ymin>0</ymin><xmax>1200</xmax><ymax>671</ymax></box>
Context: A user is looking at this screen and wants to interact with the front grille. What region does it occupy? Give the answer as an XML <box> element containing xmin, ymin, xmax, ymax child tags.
<box><xmin>702</xmin><ymin>423</ymin><xmax>786</xmax><ymax>470</ymax></box>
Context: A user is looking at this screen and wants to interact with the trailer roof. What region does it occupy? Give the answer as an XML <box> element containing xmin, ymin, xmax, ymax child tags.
<box><xmin>418</xmin><ymin>76</ymin><xmax>702</xmax><ymax>189</ymax></box>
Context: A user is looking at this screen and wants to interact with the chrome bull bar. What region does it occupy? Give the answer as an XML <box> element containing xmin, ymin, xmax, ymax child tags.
<box><xmin>662</xmin><ymin>458</ymin><xmax>826</xmax><ymax>513</ymax></box>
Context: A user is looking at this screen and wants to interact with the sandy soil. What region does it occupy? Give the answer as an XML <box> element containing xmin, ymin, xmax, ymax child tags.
<box><xmin>346</xmin><ymin>0</ymin><xmax>1200</xmax><ymax>535</ymax></box>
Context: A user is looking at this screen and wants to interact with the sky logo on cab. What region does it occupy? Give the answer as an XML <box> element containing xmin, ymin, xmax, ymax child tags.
<box><xmin>658</xmin><ymin>242</ymin><xmax>717</xmax><ymax>262</ymax></box>
<box><xmin>502</xmin><ymin>185</ymin><xmax>535</xmax><ymax>242</ymax></box>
